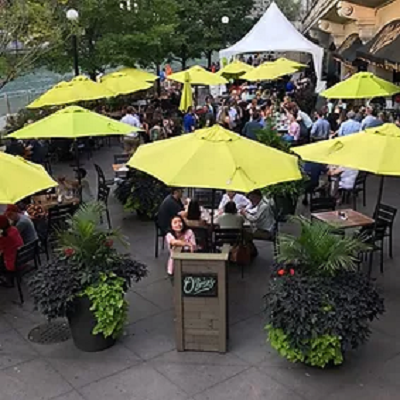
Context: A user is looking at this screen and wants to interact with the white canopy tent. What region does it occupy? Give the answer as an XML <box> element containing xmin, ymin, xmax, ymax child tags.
<box><xmin>219</xmin><ymin>2</ymin><xmax>324</xmax><ymax>89</ymax></box>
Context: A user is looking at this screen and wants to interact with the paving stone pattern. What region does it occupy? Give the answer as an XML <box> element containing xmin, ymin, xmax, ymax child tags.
<box><xmin>1</xmin><ymin>145</ymin><xmax>400</xmax><ymax>400</ymax></box>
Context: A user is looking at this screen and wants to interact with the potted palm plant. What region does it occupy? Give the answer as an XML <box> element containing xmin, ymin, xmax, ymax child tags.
<box><xmin>265</xmin><ymin>217</ymin><xmax>385</xmax><ymax>367</ymax></box>
<box><xmin>29</xmin><ymin>202</ymin><xmax>147</xmax><ymax>352</ymax></box>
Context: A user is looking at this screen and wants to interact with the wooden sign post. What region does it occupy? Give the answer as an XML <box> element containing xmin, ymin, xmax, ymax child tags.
<box><xmin>172</xmin><ymin>245</ymin><xmax>230</xmax><ymax>353</ymax></box>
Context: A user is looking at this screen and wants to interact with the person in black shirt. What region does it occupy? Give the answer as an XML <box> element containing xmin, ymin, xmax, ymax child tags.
<box><xmin>157</xmin><ymin>188</ymin><xmax>184</xmax><ymax>233</ymax></box>
<box><xmin>5</xmin><ymin>138</ymin><xmax>24</xmax><ymax>157</ymax></box>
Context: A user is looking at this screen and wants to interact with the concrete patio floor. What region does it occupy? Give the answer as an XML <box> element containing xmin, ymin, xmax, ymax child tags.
<box><xmin>1</xmin><ymin>144</ymin><xmax>400</xmax><ymax>400</ymax></box>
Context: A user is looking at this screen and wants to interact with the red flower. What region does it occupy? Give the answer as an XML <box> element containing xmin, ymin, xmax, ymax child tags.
<box><xmin>277</xmin><ymin>269</ymin><xmax>286</xmax><ymax>276</ymax></box>
<box><xmin>64</xmin><ymin>248</ymin><xmax>75</xmax><ymax>257</ymax></box>
<box><xmin>105</xmin><ymin>239</ymin><xmax>114</xmax><ymax>248</ymax></box>
<box><xmin>290</xmin><ymin>269</ymin><xmax>295</xmax><ymax>276</ymax></box>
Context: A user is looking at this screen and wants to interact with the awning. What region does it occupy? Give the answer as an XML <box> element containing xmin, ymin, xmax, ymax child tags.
<box><xmin>357</xmin><ymin>19</ymin><xmax>400</xmax><ymax>70</ymax></box>
<box><xmin>334</xmin><ymin>34</ymin><xmax>363</xmax><ymax>64</ymax></box>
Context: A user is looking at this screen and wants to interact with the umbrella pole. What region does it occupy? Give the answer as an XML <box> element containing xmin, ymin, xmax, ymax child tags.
<box><xmin>375</xmin><ymin>175</ymin><xmax>385</xmax><ymax>211</ymax></box>
<box><xmin>74</xmin><ymin>139</ymin><xmax>82</xmax><ymax>186</ymax></box>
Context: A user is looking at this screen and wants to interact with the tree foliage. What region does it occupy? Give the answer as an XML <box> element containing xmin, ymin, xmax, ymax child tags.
<box><xmin>265</xmin><ymin>0</ymin><xmax>301</xmax><ymax>21</ymax></box>
<box><xmin>0</xmin><ymin>0</ymin><xmax>63</xmax><ymax>90</ymax></box>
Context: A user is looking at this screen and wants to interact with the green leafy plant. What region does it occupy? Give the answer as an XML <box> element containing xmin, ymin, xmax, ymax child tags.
<box><xmin>265</xmin><ymin>272</ymin><xmax>385</xmax><ymax>367</ymax></box>
<box><xmin>83</xmin><ymin>273</ymin><xmax>128</xmax><ymax>339</ymax></box>
<box><xmin>277</xmin><ymin>216</ymin><xmax>370</xmax><ymax>277</ymax></box>
<box><xmin>267</xmin><ymin>326</ymin><xmax>343</xmax><ymax>368</ymax></box>
<box><xmin>29</xmin><ymin>202</ymin><xmax>147</xmax><ymax>332</ymax></box>
<box><xmin>114</xmin><ymin>169</ymin><xmax>169</xmax><ymax>218</ymax></box>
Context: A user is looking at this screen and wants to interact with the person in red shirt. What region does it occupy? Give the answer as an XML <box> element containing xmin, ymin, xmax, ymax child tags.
<box><xmin>0</xmin><ymin>215</ymin><xmax>23</xmax><ymax>274</ymax></box>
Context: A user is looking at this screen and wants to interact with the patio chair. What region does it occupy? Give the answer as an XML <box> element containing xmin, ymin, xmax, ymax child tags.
<box><xmin>97</xmin><ymin>184</ymin><xmax>112</xmax><ymax>229</ymax></box>
<box><xmin>94</xmin><ymin>164</ymin><xmax>114</xmax><ymax>187</ymax></box>
<box><xmin>374</xmin><ymin>203</ymin><xmax>397</xmax><ymax>258</ymax></box>
<box><xmin>48</xmin><ymin>204</ymin><xmax>77</xmax><ymax>243</ymax></box>
<box><xmin>154</xmin><ymin>213</ymin><xmax>166</xmax><ymax>258</ymax></box>
<box><xmin>310</xmin><ymin>197</ymin><xmax>336</xmax><ymax>213</ymax></box>
<box><xmin>113</xmin><ymin>154</ymin><xmax>130</xmax><ymax>165</ymax></box>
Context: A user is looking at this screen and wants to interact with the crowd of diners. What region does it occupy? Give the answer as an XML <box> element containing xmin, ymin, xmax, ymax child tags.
<box><xmin>156</xmin><ymin>188</ymin><xmax>276</xmax><ymax>279</ymax></box>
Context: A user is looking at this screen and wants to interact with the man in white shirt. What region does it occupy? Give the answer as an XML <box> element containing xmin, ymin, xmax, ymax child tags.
<box><xmin>241</xmin><ymin>190</ymin><xmax>275</xmax><ymax>240</ymax></box>
<box><xmin>218</xmin><ymin>191</ymin><xmax>250</xmax><ymax>212</ymax></box>
<box><xmin>120</xmin><ymin>106</ymin><xmax>141</xmax><ymax>128</ymax></box>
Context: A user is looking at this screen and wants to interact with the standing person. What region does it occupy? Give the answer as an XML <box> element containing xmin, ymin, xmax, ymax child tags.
<box><xmin>338</xmin><ymin>111</ymin><xmax>361</xmax><ymax>137</ymax></box>
<box><xmin>310</xmin><ymin>110</ymin><xmax>331</xmax><ymax>141</ymax></box>
<box><xmin>166</xmin><ymin>216</ymin><xmax>196</xmax><ymax>277</ymax></box>
<box><xmin>282</xmin><ymin>112</ymin><xmax>300</xmax><ymax>143</ymax></box>
<box><xmin>157</xmin><ymin>188</ymin><xmax>184</xmax><ymax>233</ymax></box>
<box><xmin>217</xmin><ymin>106</ymin><xmax>231</xmax><ymax>129</ymax></box>
<box><xmin>183</xmin><ymin>106</ymin><xmax>196</xmax><ymax>133</ymax></box>
<box><xmin>120</xmin><ymin>106</ymin><xmax>141</xmax><ymax>128</ymax></box>
<box><xmin>361</xmin><ymin>105</ymin><xmax>378</xmax><ymax>130</ymax></box>
<box><xmin>5</xmin><ymin>204</ymin><xmax>38</xmax><ymax>244</ymax></box>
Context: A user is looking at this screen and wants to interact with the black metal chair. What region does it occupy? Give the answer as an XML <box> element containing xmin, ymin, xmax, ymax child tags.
<box><xmin>374</xmin><ymin>203</ymin><xmax>397</xmax><ymax>258</ymax></box>
<box><xmin>191</xmin><ymin>226</ymin><xmax>211</xmax><ymax>253</ymax></box>
<box><xmin>48</xmin><ymin>204</ymin><xmax>77</xmax><ymax>243</ymax></box>
<box><xmin>365</xmin><ymin>224</ymin><xmax>386</xmax><ymax>278</ymax></box>
<box><xmin>113</xmin><ymin>154</ymin><xmax>130</xmax><ymax>165</ymax></box>
<box><xmin>340</xmin><ymin>171</ymin><xmax>368</xmax><ymax>210</ymax></box>
<box><xmin>94</xmin><ymin>164</ymin><xmax>114</xmax><ymax>187</ymax></box>
<box><xmin>154</xmin><ymin>214</ymin><xmax>166</xmax><ymax>258</ymax></box>
<box><xmin>9</xmin><ymin>240</ymin><xmax>40</xmax><ymax>304</ymax></box>
<box><xmin>33</xmin><ymin>217</ymin><xmax>50</xmax><ymax>262</ymax></box>
<box><xmin>97</xmin><ymin>184</ymin><xmax>112</xmax><ymax>229</ymax></box>
<box><xmin>310</xmin><ymin>197</ymin><xmax>336</xmax><ymax>213</ymax></box>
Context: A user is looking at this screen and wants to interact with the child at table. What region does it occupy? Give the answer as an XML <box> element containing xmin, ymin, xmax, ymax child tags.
<box><xmin>166</xmin><ymin>216</ymin><xmax>196</xmax><ymax>278</ymax></box>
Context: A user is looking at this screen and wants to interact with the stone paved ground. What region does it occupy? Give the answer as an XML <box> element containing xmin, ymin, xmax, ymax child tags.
<box><xmin>1</xmin><ymin>144</ymin><xmax>400</xmax><ymax>400</ymax></box>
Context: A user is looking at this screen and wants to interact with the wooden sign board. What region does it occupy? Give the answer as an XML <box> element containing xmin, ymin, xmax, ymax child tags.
<box><xmin>173</xmin><ymin>246</ymin><xmax>229</xmax><ymax>353</ymax></box>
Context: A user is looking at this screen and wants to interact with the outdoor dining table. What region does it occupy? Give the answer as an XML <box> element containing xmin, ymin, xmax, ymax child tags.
<box><xmin>311</xmin><ymin>209</ymin><xmax>375</xmax><ymax>230</ymax></box>
<box><xmin>32</xmin><ymin>194</ymin><xmax>80</xmax><ymax>211</ymax></box>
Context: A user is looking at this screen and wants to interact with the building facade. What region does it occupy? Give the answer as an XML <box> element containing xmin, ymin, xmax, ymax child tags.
<box><xmin>301</xmin><ymin>0</ymin><xmax>400</xmax><ymax>82</ymax></box>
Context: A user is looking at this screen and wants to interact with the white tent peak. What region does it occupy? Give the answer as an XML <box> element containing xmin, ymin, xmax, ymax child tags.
<box><xmin>219</xmin><ymin>2</ymin><xmax>324</xmax><ymax>86</ymax></box>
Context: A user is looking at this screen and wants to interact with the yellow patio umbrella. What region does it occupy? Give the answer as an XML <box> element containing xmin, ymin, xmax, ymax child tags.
<box><xmin>27</xmin><ymin>76</ymin><xmax>115</xmax><ymax>109</ymax></box>
<box><xmin>128</xmin><ymin>124</ymin><xmax>301</xmax><ymax>192</ymax></box>
<box><xmin>320</xmin><ymin>72</ymin><xmax>400</xmax><ymax>99</ymax></box>
<box><xmin>99</xmin><ymin>72</ymin><xmax>153</xmax><ymax>96</ymax></box>
<box><xmin>0</xmin><ymin>152</ymin><xmax>57</xmax><ymax>204</ymax></box>
<box><xmin>293</xmin><ymin>123</ymin><xmax>400</xmax><ymax>204</ymax></box>
<box><xmin>275</xmin><ymin>57</ymin><xmax>307</xmax><ymax>70</ymax></box>
<box><xmin>217</xmin><ymin>60</ymin><xmax>254</xmax><ymax>78</ymax></box>
<box><xmin>242</xmin><ymin>62</ymin><xmax>298</xmax><ymax>82</ymax></box>
<box><xmin>9</xmin><ymin>106</ymin><xmax>138</xmax><ymax>140</ymax></box>
<box><xmin>118</xmin><ymin>67</ymin><xmax>158</xmax><ymax>82</ymax></box>
<box><xmin>179</xmin><ymin>72</ymin><xmax>193</xmax><ymax>112</ymax></box>
<box><xmin>168</xmin><ymin>65</ymin><xmax>228</xmax><ymax>86</ymax></box>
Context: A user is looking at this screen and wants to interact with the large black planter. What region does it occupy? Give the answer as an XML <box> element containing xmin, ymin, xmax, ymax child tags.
<box><xmin>67</xmin><ymin>296</ymin><xmax>116</xmax><ymax>352</ymax></box>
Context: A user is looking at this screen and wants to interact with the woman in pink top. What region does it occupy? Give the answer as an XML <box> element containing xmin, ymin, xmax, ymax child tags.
<box><xmin>166</xmin><ymin>216</ymin><xmax>196</xmax><ymax>276</ymax></box>
<box><xmin>282</xmin><ymin>112</ymin><xmax>300</xmax><ymax>143</ymax></box>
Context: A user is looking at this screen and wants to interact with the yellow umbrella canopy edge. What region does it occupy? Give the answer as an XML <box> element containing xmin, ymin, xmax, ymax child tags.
<box><xmin>179</xmin><ymin>72</ymin><xmax>193</xmax><ymax>112</ymax></box>
<box><xmin>168</xmin><ymin>65</ymin><xmax>228</xmax><ymax>85</ymax></box>
<box><xmin>9</xmin><ymin>106</ymin><xmax>138</xmax><ymax>140</ymax></box>
<box><xmin>292</xmin><ymin>123</ymin><xmax>400</xmax><ymax>176</ymax></box>
<box><xmin>128</xmin><ymin>125</ymin><xmax>301</xmax><ymax>192</ymax></box>
<box><xmin>217</xmin><ymin>60</ymin><xmax>255</xmax><ymax>77</ymax></box>
<box><xmin>242</xmin><ymin>62</ymin><xmax>298</xmax><ymax>82</ymax></box>
<box><xmin>275</xmin><ymin>57</ymin><xmax>307</xmax><ymax>69</ymax></box>
<box><xmin>100</xmin><ymin>72</ymin><xmax>153</xmax><ymax>96</ymax></box>
<box><xmin>27</xmin><ymin>76</ymin><xmax>116</xmax><ymax>109</ymax></box>
<box><xmin>320</xmin><ymin>72</ymin><xmax>400</xmax><ymax>99</ymax></box>
<box><xmin>118</xmin><ymin>67</ymin><xmax>158</xmax><ymax>82</ymax></box>
<box><xmin>0</xmin><ymin>152</ymin><xmax>57</xmax><ymax>204</ymax></box>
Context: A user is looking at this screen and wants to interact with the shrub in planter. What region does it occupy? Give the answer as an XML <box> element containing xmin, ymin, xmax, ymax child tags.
<box><xmin>114</xmin><ymin>169</ymin><xmax>169</xmax><ymax>218</ymax></box>
<box><xmin>29</xmin><ymin>202</ymin><xmax>147</xmax><ymax>351</ymax></box>
<box><xmin>264</xmin><ymin>217</ymin><xmax>385</xmax><ymax>367</ymax></box>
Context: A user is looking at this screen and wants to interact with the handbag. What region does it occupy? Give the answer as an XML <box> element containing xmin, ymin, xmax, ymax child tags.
<box><xmin>229</xmin><ymin>243</ymin><xmax>251</xmax><ymax>265</ymax></box>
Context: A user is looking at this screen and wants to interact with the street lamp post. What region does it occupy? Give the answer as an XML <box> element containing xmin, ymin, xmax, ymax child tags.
<box><xmin>66</xmin><ymin>9</ymin><xmax>80</xmax><ymax>77</ymax></box>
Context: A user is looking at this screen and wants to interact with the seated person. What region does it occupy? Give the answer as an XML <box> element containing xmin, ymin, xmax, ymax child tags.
<box><xmin>166</xmin><ymin>216</ymin><xmax>196</xmax><ymax>277</ymax></box>
<box><xmin>217</xmin><ymin>201</ymin><xmax>244</xmax><ymax>229</ymax></box>
<box><xmin>157</xmin><ymin>188</ymin><xmax>184</xmax><ymax>233</ymax></box>
<box><xmin>328</xmin><ymin>167</ymin><xmax>359</xmax><ymax>199</ymax></box>
<box><xmin>182</xmin><ymin>199</ymin><xmax>206</xmax><ymax>228</ymax></box>
<box><xmin>5</xmin><ymin>138</ymin><xmax>24</xmax><ymax>157</ymax></box>
<box><xmin>241</xmin><ymin>190</ymin><xmax>276</xmax><ymax>240</ymax></box>
<box><xmin>5</xmin><ymin>204</ymin><xmax>38</xmax><ymax>244</ymax></box>
<box><xmin>0</xmin><ymin>215</ymin><xmax>24</xmax><ymax>286</ymax></box>
<box><xmin>218</xmin><ymin>191</ymin><xmax>250</xmax><ymax>212</ymax></box>
<box><xmin>302</xmin><ymin>162</ymin><xmax>328</xmax><ymax>205</ymax></box>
